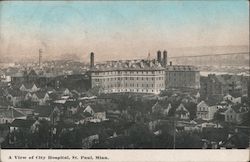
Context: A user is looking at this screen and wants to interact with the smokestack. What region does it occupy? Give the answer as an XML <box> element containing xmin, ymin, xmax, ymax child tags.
<box><xmin>157</xmin><ymin>50</ymin><xmax>161</xmax><ymax>63</ymax></box>
<box><xmin>39</xmin><ymin>49</ymin><xmax>42</xmax><ymax>68</ymax></box>
<box><xmin>170</xmin><ymin>61</ymin><xmax>172</xmax><ymax>66</ymax></box>
<box><xmin>90</xmin><ymin>52</ymin><xmax>94</xmax><ymax>68</ymax></box>
<box><xmin>163</xmin><ymin>50</ymin><xmax>167</xmax><ymax>67</ymax></box>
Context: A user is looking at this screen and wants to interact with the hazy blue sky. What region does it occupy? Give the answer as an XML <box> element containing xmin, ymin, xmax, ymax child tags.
<box><xmin>0</xmin><ymin>1</ymin><xmax>249</xmax><ymax>61</ymax></box>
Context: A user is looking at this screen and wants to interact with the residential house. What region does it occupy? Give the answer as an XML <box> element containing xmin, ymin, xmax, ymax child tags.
<box><xmin>34</xmin><ymin>105</ymin><xmax>60</xmax><ymax>122</ymax></box>
<box><xmin>152</xmin><ymin>101</ymin><xmax>164</xmax><ymax>113</ymax></box>
<box><xmin>163</xmin><ymin>103</ymin><xmax>172</xmax><ymax>116</ymax></box>
<box><xmin>5</xmin><ymin>88</ymin><xmax>26</xmax><ymax>106</ymax></box>
<box><xmin>225</xmin><ymin>105</ymin><xmax>249</xmax><ymax>124</ymax></box>
<box><xmin>200</xmin><ymin>75</ymin><xmax>228</xmax><ymax>102</ymax></box>
<box><xmin>83</xmin><ymin>105</ymin><xmax>95</xmax><ymax>116</ymax></box>
<box><xmin>19</xmin><ymin>83</ymin><xmax>40</xmax><ymax>92</ymax></box>
<box><xmin>9</xmin><ymin>119</ymin><xmax>37</xmax><ymax>133</ymax></box>
<box><xmin>196</xmin><ymin>101</ymin><xmax>219</xmax><ymax>121</ymax></box>
<box><xmin>31</xmin><ymin>91</ymin><xmax>50</xmax><ymax>105</ymax></box>
<box><xmin>0</xmin><ymin>107</ymin><xmax>26</xmax><ymax>124</ymax></box>
<box><xmin>94</xmin><ymin>112</ymin><xmax>107</xmax><ymax>121</ymax></box>
<box><xmin>175</xmin><ymin>103</ymin><xmax>190</xmax><ymax>120</ymax></box>
<box><xmin>223</xmin><ymin>94</ymin><xmax>234</xmax><ymax>102</ymax></box>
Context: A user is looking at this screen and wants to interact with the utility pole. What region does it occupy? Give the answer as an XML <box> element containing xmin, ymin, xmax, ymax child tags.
<box><xmin>39</xmin><ymin>48</ymin><xmax>42</xmax><ymax>68</ymax></box>
<box><xmin>173</xmin><ymin>116</ymin><xmax>176</xmax><ymax>149</ymax></box>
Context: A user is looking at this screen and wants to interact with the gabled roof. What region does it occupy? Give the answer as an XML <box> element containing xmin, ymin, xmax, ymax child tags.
<box><xmin>83</xmin><ymin>105</ymin><xmax>95</xmax><ymax>115</ymax></box>
<box><xmin>34</xmin><ymin>105</ymin><xmax>54</xmax><ymax>117</ymax></box>
<box><xmin>34</xmin><ymin>91</ymin><xmax>48</xmax><ymax>99</ymax></box>
<box><xmin>10</xmin><ymin>119</ymin><xmax>36</xmax><ymax>128</ymax></box>
<box><xmin>0</xmin><ymin>108</ymin><xmax>26</xmax><ymax>118</ymax></box>
<box><xmin>28</xmin><ymin>69</ymin><xmax>38</xmax><ymax>76</ymax></box>
<box><xmin>21</xmin><ymin>82</ymin><xmax>38</xmax><ymax>90</ymax></box>
<box><xmin>152</xmin><ymin>102</ymin><xmax>163</xmax><ymax>111</ymax></box>
<box><xmin>197</xmin><ymin>101</ymin><xmax>209</xmax><ymax>108</ymax></box>
<box><xmin>231</xmin><ymin>104</ymin><xmax>249</xmax><ymax>113</ymax></box>
<box><xmin>176</xmin><ymin>103</ymin><xmax>189</xmax><ymax>114</ymax></box>
<box><xmin>7</xmin><ymin>88</ymin><xmax>27</xmax><ymax>97</ymax></box>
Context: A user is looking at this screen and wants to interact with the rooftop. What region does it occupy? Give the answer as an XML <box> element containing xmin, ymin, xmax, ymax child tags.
<box><xmin>91</xmin><ymin>59</ymin><xmax>165</xmax><ymax>72</ymax></box>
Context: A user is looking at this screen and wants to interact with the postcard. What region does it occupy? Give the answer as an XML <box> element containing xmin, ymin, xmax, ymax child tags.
<box><xmin>0</xmin><ymin>1</ymin><xmax>249</xmax><ymax>162</ymax></box>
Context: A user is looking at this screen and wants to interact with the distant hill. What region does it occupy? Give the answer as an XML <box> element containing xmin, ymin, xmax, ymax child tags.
<box><xmin>167</xmin><ymin>45</ymin><xmax>249</xmax><ymax>57</ymax></box>
<box><xmin>1</xmin><ymin>45</ymin><xmax>249</xmax><ymax>63</ymax></box>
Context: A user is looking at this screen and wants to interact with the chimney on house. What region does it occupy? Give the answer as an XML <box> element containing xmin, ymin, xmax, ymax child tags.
<box><xmin>157</xmin><ymin>50</ymin><xmax>161</xmax><ymax>63</ymax></box>
<box><xmin>90</xmin><ymin>52</ymin><xmax>94</xmax><ymax>68</ymax></box>
<box><xmin>163</xmin><ymin>50</ymin><xmax>168</xmax><ymax>67</ymax></box>
<box><xmin>170</xmin><ymin>61</ymin><xmax>172</xmax><ymax>66</ymax></box>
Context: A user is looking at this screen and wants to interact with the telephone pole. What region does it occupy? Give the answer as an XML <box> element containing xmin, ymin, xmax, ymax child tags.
<box><xmin>39</xmin><ymin>49</ymin><xmax>42</xmax><ymax>68</ymax></box>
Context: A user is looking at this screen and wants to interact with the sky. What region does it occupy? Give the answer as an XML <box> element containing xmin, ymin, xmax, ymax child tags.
<box><xmin>0</xmin><ymin>1</ymin><xmax>249</xmax><ymax>62</ymax></box>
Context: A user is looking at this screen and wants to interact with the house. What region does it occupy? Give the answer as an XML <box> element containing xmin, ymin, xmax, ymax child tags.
<box><xmin>94</xmin><ymin>112</ymin><xmax>107</xmax><ymax>121</ymax></box>
<box><xmin>0</xmin><ymin>107</ymin><xmax>27</xmax><ymax>124</ymax></box>
<box><xmin>19</xmin><ymin>83</ymin><xmax>40</xmax><ymax>92</ymax></box>
<box><xmin>225</xmin><ymin>105</ymin><xmax>249</xmax><ymax>124</ymax></box>
<box><xmin>5</xmin><ymin>88</ymin><xmax>26</xmax><ymax>106</ymax></box>
<box><xmin>200</xmin><ymin>75</ymin><xmax>228</xmax><ymax>102</ymax></box>
<box><xmin>175</xmin><ymin>103</ymin><xmax>190</xmax><ymax>120</ymax></box>
<box><xmin>151</xmin><ymin>101</ymin><xmax>163</xmax><ymax>113</ymax></box>
<box><xmin>34</xmin><ymin>105</ymin><xmax>60</xmax><ymax>122</ymax></box>
<box><xmin>83</xmin><ymin>105</ymin><xmax>95</xmax><ymax>116</ymax></box>
<box><xmin>196</xmin><ymin>101</ymin><xmax>219</xmax><ymax>121</ymax></box>
<box><xmin>231</xmin><ymin>97</ymin><xmax>242</xmax><ymax>104</ymax></box>
<box><xmin>0</xmin><ymin>124</ymin><xmax>9</xmax><ymax>145</ymax></box>
<box><xmin>223</xmin><ymin>94</ymin><xmax>234</xmax><ymax>102</ymax></box>
<box><xmin>33</xmin><ymin>91</ymin><xmax>50</xmax><ymax>105</ymax></box>
<box><xmin>163</xmin><ymin>103</ymin><xmax>172</xmax><ymax>115</ymax></box>
<box><xmin>9</xmin><ymin>119</ymin><xmax>37</xmax><ymax>133</ymax></box>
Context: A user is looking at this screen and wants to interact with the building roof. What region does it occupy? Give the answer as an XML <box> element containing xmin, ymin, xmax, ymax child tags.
<box><xmin>33</xmin><ymin>91</ymin><xmax>48</xmax><ymax>99</ymax></box>
<box><xmin>231</xmin><ymin>104</ymin><xmax>249</xmax><ymax>114</ymax></box>
<box><xmin>0</xmin><ymin>108</ymin><xmax>26</xmax><ymax>118</ymax></box>
<box><xmin>7</xmin><ymin>88</ymin><xmax>27</xmax><ymax>97</ymax></box>
<box><xmin>197</xmin><ymin>101</ymin><xmax>207</xmax><ymax>108</ymax></box>
<box><xmin>10</xmin><ymin>119</ymin><xmax>36</xmax><ymax>128</ymax></box>
<box><xmin>165</xmin><ymin>65</ymin><xmax>198</xmax><ymax>71</ymax></box>
<box><xmin>34</xmin><ymin>105</ymin><xmax>54</xmax><ymax>117</ymax></box>
<box><xmin>152</xmin><ymin>101</ymin><xmax>163</xmax><ymax>112</ymax></box>
<box><xmin>176</xmin><ymin>103</ymin><xmax>189</xmax><ymax>115</ymax></box>
<box><xmin>91</xmin><ymin>59</ymin><xmax>165</xmax><ymax>72</ymax></box>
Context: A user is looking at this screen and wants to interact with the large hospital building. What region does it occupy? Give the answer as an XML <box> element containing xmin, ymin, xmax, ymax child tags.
<box><xmin>89</xmin><ymin>50</ymin><xmax>200</xmax><ymax>94</ymax></box>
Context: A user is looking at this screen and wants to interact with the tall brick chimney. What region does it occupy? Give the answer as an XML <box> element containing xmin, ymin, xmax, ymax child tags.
<box><xmin>163</xmin><ymin>50</ymin><xmax>167</xmax><ymax>67</ymax></box>
<box><xmin>157</xmin><ymin>50</ymin><xmax>161</xmax><ymax>63</ymax></box>
<box><xmin>90</xmin><ymin>52</ymin><xmax>94</xmax><ymax>68</ymax></box>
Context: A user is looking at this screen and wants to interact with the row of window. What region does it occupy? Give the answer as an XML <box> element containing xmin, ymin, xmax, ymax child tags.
<box><xmin>104</xmin><ymin>88</ymin><xmax>161</xmax><ymax>93</ymax></box>
<box><xmin>197</xmin><ymin>112</ymin><xmax>208</xmax><ymax>118</ymax></box>
<box><xmin>94</xmin><ymin>70</ymin><xmax>164</xmax><ymax>75</ymax></box>
<box><xmin>94</xmin><ymin>76</ymin><xmax>164</xmax><ymax>82</ymax></box>
<box><xmin>102</xmin><ymin>83</ymin><xmax>164</xmax><ymax>88</ymax></box>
